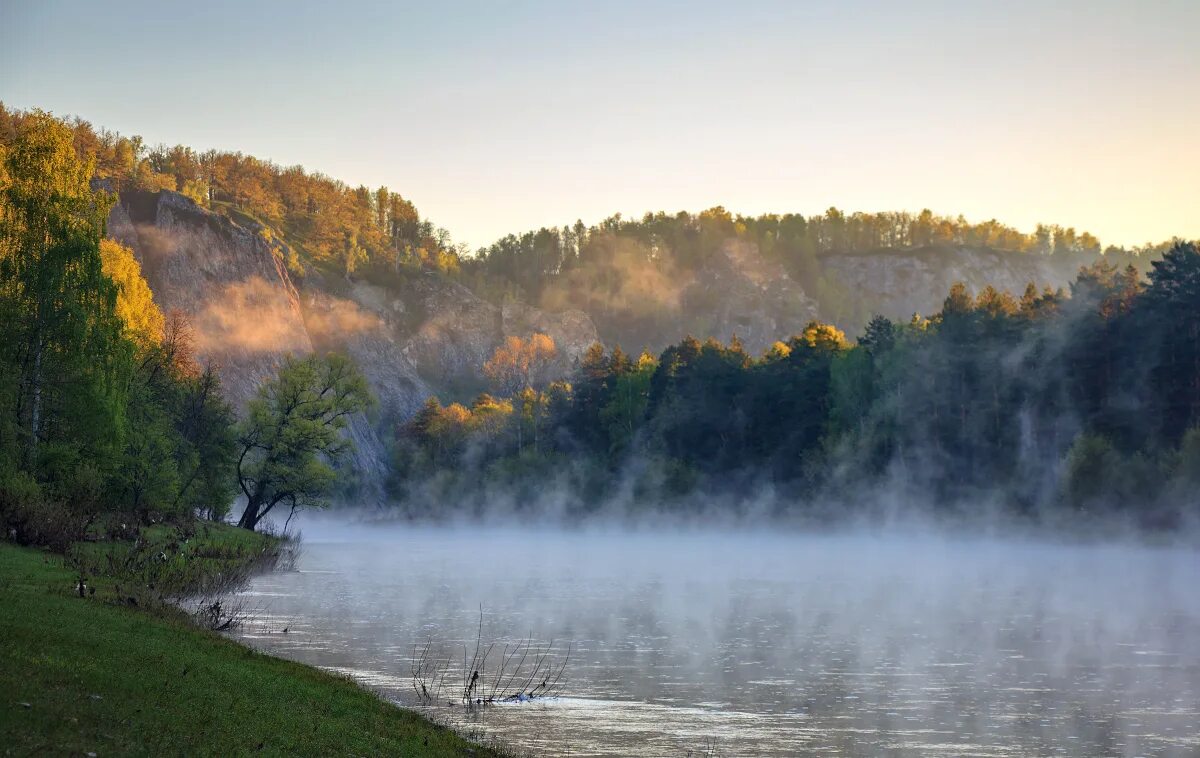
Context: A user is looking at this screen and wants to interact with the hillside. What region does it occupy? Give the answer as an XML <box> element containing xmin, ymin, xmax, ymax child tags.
<box><xmin>1</xmin><ymin>105</ymin><xmax>1178</xmax><ymax>503</ymax></box>
<box><xmin>463</xmin><ymin>208</ymin><xmax>1170</xmax><ymax>351</ymax></box>
<box><xmin>107</xmin><ymin>188</ymin><xmax>598</xmax><ymax>497</ymax></box>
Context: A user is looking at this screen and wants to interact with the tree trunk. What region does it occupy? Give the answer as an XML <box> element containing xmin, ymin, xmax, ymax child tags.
<box><xmin>29</xmin><ymin>342</ymin><xmax>41</xmax><ymax>462</ymax></box>
<box><xmin>237</xmin><ymin>498</ymin><xmax>262</xmax><ymax>530</ymax></box>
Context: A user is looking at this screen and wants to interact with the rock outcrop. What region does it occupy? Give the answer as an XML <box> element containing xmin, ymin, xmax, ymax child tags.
<box><xmin>682</xmin><ymin>240</ymin><xmax>820</xmax><ymax>353</ymax></box>
<box><xmin>820</xmin><ymin>245</ymin><xmax>1077</xmax><ymax>323</ymax></box>
<box><xmin>107</xmin><ymin>190</ymin><xmax>312</xmax><ymax>410</ymax></box>
<box><xmin>107</xmin><ymin>190</ymin><xmax>600</xmax><ymax>498</ymax></box>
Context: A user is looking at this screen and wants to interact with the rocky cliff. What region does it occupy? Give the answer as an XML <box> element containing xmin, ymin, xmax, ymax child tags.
<box><xmin>107</xmin><ymin>190</ymin><xmax>600</xmax><ymax>498</ymax></box>
<box><xmin>107</xmin><ymin>191</ymin><xmax>313</xmax><ymax>409</ymax></box>
<box><xmin>820</xmin><ymin>245</ymin><xmax>1078</xmax><ymax>324</ymax></box>
<box><xmin>106</xmin><ymin>189</ymin><xmax>1088</xmax><ymax>496</ymax></box>
<box><xmin>682</xmin><ymin>240</ymin><xmax>820</xmax><ymax>352</ymax></box>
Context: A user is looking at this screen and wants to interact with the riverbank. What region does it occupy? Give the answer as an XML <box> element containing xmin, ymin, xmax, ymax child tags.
<box><xmin>0</xmin><ymin>525</ymin><xmax>503</xmax><ymax>756</ymax></box>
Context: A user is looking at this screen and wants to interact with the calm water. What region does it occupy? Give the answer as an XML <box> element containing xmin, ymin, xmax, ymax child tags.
<box><xmin>231</xmin><ymin>524</ymin><xmax>1200</xmax><ymax>756</ymax></box>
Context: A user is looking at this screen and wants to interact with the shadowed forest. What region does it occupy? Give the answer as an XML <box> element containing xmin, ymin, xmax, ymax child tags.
<box><xmin>396</xmin><ymin>253</ymin><xmax>1200</xmax><ymax>526</ymax></box>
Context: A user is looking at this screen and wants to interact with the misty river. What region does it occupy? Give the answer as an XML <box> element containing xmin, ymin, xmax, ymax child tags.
<box><xmin>231</xmin><ymin>523</ymin><xmax>1199</xmax><ymax>756</ymax></box>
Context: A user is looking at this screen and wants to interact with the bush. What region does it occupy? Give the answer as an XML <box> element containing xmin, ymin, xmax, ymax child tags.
<box><xmin>0</xmin><ymin>472</ymin><xmax>82</xmax><ymax>552</ymax></box>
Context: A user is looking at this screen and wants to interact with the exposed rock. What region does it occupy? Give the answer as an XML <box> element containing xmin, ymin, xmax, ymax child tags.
<box><xmin>400</xmin><ymin>273</ymin><xmax>505</xmax><ymax>389</ymax></box>
<box><xmin>107</xmin><ymin>190</ymin><xmax>601</xmax><ymax>497</ymax></box>
<box><xmin>681</xmin><ymin>240</ymin><xmax>820</xmax><ymax>353</ymax></box>
<box><xmin>501</xmin><ymin>302</ymin><xmax>598</xmax><ymax>367</ymax></box>
<box><xmin>401</xmin><ymin>273</ymin><xmax>600</xmax><ymax>391</ymax></box>
<box><xmin>108</xmin><ymin>191</ymin><xmax>311</xmax><ymax>410</ymax></box>
<box><xmin>821</xmin><ymin>245</ymin><xmax>1076</xmax><ymax>323</ymax></box>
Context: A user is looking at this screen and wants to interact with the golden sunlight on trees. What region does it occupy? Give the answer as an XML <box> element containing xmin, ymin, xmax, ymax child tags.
<box><xmin>99</xmin><ymin>239</ymin><xmax>164</xmax><ymax>348</ymax></box>
<box><xmin>799</xmin><ymin>321</ymin><xmax>847</xmax><ymax>351</ymax></box>
<box><xmin>483</xmin><ymin>333</ymin><xmax>558</xmax><ymax>394</ymax></box>
<box><xmin>765</xmin><ymin>341</ymin><xmax>792</xmax><ymax>361</ymax></box>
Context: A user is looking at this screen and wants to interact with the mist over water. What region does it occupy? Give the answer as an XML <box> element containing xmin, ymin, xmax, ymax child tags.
<box><xmin>233</xmin><ymin>518</ymin><xmax>1199</xmax><ymax>756</ymax></box>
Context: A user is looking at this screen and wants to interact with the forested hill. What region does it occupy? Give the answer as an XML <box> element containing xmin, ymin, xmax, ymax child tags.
<box><xmin>0</xmin><ymin>104</ymin><xmax>1175</xmax><ymax>359</ymax></box>
<box><xmin>396</xmin><ymin>247</ymin><xmax>1200</xmax><ymax>527</ymax></box>
<box><xmin>0</xmin><ymin>104</ymin><xmax>1188</xmax><ymax>512</ymax></box>
<box><xmin>462</xmin><ymin>209</ymin><xmax>1176</xmax><ymax>351</ymax></box>
<box><xmin>0</xmin><ymin>105</ymin><xmax>601</xmax><ymax>495</ymax></box>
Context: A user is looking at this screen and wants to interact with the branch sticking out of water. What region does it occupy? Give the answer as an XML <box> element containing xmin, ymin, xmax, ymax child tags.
<box><xmin>410</xmin><ymin>608</ymin><xmax>570</xmax><ymax>708</ymax></box>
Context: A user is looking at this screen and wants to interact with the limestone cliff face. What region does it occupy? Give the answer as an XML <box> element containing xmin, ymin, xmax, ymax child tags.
<box><xmin>401</xmin><ymin>273</ymin><xmax>599</xmax><ymax>389</ymax></box>
<box><xmin>107</xmin><ymin>190</ymin><xmax>600</xmax><ymax>497</ymax></box>
<box><xmin>107</xmin><ymin>190</ymin><xmax>312</xmax><ymax>410</ymax></box>
<box><xmin>682</xmin><ymin>240</ymin><xmax>820</xmax><ymax>353</ymax></box>
<box><xmin>820</xmin><ymin>246</ymin><xmax>1076</xmax><ymax>323</ymax></box>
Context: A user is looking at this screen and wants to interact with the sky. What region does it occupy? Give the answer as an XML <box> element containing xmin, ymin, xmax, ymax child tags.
<box><xmin>2</xmin><ymin>0</ymin><xmax>1197</xmax><ymax>250</ymax></box>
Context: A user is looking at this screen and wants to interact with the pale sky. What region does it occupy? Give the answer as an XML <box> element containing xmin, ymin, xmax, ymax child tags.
<box><xmin>2</xmin><ymin>0</ymin><xmax>1197</xmax><ymax>250</ymax></box>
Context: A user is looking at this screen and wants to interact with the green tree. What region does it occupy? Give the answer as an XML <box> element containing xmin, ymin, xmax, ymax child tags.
<box><xmin>599</xmin><ymin>351</ymin><xmax>656</xmax><ymax>456</ymax></box>
<box><xmin>0</xmin><ymin>110</ymin><xmax>127</xmax><ymax>479</ymax></box>
<box><xmin>235</xmin><ymin>353</ymin><xmax>374</xmax><ymax>530</ymax></box>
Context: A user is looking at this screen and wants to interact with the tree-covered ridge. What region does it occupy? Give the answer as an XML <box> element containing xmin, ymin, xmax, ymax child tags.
<box><xmin>2</xmin><ymin>104</ymin><xmax>1178</xmax><ymax>350</ymax></box>
<box><xmin>463</xmin><ymin>206</ymin><xmax>1174</xmax><ymax>309</ymax></box>
<box><xmin>0</xmin><ymin>103</ymin><xmax>463</xmax><ymax>281</ymax></box>
<box><xmin>396</xmin><ymin>247</ymin><xmax>1200</xmax><ymax>525</ymax></box>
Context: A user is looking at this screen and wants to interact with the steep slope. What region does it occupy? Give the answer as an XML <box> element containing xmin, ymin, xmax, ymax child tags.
<box><xmin>681</xmin><ymin>240</ymin><xmax>819</xmax><ymax>352</ymax></box>
<box><xmin>108</xmin><ymin>190</ymin><xmax>313</xmax><ymax>410</ymax></box>
<box><xmin>820</xmin><ymin>245</ymin><xmax>1078</xmax><ymax>323</ymax></box>
<box><xmin>107</xmin><ymin>190</ymin><xmax>600</xmax><ymax>500</ymax></box>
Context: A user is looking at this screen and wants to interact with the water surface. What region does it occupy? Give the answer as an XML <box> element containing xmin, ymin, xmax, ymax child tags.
<box><xmin>233</xmin><ymin>524</ymin><xmax>1200</xmax><ymax>756</ymax></box>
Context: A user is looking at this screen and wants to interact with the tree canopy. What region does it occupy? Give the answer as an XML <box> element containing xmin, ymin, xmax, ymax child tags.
<box><xmin>394</xmin><ymin>246</ymin><xmax>1200</xmax><ymax>527</ymax></box>
<box><xmin>236</xmin><ymin>353</ymin><xmax>375</xmax><ymax>531</ymax></box>
<box><xmin>0</xmin><ymin>111</ymin><xmax>241</xmax><ymax>545</ymax></box>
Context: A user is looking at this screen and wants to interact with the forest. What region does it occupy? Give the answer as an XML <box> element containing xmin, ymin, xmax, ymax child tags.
<box><xmin>1</xmin><ymin>104</ymin><xmax>1196</xmax><ymax>536</ymax></box>
<box><xmin>395</xmin><ymin>251</ymin><xmax>1200</xmax><ymax>526</ymax></box>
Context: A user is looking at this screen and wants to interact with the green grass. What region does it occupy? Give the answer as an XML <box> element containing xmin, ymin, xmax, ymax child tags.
<box><xmin>0</xmin><ymin>539</ymin><xmax>501</xmax><ymax>756</ymax></box>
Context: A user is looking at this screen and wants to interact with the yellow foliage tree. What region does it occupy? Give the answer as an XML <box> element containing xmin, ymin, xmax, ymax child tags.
<box><xmin>764</xmin><ymin>340</ymin><xmax>792</xmax><ymax>361</ymax></box>
<box><xmin>469</xmin><ymin>393</ymin><xmax>513</xmax><ymax>442</ymax></box>
<box><xmin>799</xmin><ymin>321</ymin><xmax>847</xmax><ymax>352</ymax></box>
<box><xmin>100</xmin><ymin>238</ymin><xmax>164</xmax><ymax>348</ymax></box>
<box><xmin>483</xmin><ymin>333</ymin><xmax>558</xmax><ymax>394</ymax></box>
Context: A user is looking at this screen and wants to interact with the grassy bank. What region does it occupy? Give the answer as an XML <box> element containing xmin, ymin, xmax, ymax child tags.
<box><xmin>0</xmin><ymin>530</ymin><xmax>500</xmax><ymax>756</ymax></box>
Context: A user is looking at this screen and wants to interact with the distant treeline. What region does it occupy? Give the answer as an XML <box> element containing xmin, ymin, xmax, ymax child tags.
<box><xmin>394</xmin><ymin>249</ymin><xmax>1200</xmax><ymax>525</ymax></box>
<box><xmin>466</xmin><ymin>206</ymin><xmax>1162</xmax><ymax>302</ymax></box>
<box><xmin>461</xmin><ymin>207</ymin><xmax>1177</xmax><ymax>342</ymax></box>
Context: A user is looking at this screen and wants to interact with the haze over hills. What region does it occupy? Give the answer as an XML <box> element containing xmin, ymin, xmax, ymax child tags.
<box><xmin>4</xmin><ymin>5</ymin><xmax>1200</xmax><ymax>756</ymax></box>
<box><xmin>1</xmin><ymin>104</ymin><xmax>1191</xmax><ymax>510</ymax></box>
<box><xmin>104</xmin><ymin>188</ymin><xmax>599</xmax><ymax>492</ymax></box>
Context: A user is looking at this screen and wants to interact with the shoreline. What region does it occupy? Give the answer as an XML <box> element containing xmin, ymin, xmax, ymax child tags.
<box><xmin>0</xmin><ymin>529</ymin><xmax>506</xmax><ymax>756</ymax></box>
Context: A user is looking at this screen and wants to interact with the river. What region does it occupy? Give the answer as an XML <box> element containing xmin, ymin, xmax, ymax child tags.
<box><xmin>231</xmin><ymin>523</ymin><xmax>1199</xmax><ymax>756</ymax></box>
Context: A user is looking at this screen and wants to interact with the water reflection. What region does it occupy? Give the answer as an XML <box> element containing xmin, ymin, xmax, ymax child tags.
<box><xmin>232</xmin><ymin>526</ymin><xmax>1200</xmax><ymax>756</ymax></box>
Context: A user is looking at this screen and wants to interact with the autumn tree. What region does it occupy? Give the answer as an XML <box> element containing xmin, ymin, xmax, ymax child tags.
<box><xmin>100</xmin><ymin>239</ymin><xmax>164</xmax><ymax>348</ymax></box>
<box><xmin>483</xmin><ymin>333</ymin><xmax>558</xmax><ymax>394</ymax></box>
